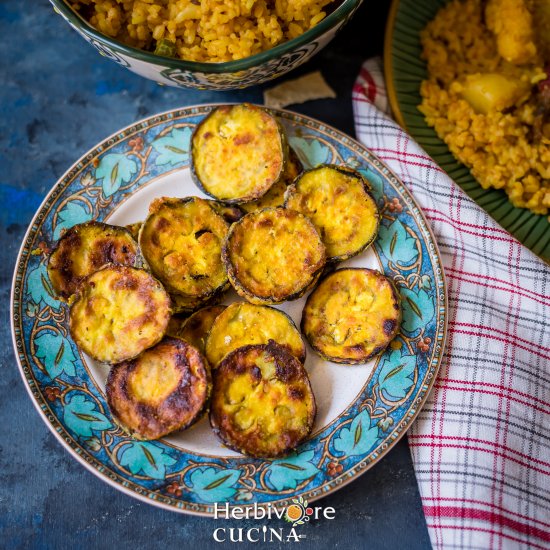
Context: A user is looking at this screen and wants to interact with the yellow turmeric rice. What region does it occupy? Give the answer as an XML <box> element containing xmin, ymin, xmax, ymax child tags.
<box><xmin>419</xmin><ymin>0</ymin><xmax>550</xmax><ymax>218</ymax></box>
<box><xmin>71</xmin><ymin>0</ymin><xmax>336</xmax><ymax>62</ymax></box>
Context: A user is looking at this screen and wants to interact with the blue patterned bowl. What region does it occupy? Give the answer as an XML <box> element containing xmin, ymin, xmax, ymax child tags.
<box><xmin>49</xmin><ymin>0</ymin><xmax>363</xmax><ymax>90</ymax></box>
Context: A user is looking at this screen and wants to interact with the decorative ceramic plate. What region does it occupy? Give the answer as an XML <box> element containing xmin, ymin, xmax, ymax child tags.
<box><xmin>384</xmin><ymin>0</ymin><xmax>550</xmax><ymax>263</ymax></box>
<box><xmin>11</xmin><ymin>105</ymin><xmax>447</xmax><ymax>515</ymax></box>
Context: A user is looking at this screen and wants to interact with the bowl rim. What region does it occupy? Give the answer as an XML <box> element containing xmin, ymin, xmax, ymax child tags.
<box><xmin>50</xmin><ymin>0</ymin><xmax>361</xmax><ymax>74</ymax></box>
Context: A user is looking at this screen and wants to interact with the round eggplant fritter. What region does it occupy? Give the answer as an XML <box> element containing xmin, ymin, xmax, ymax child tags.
<box><xmin>48</xmin><ymin>221</ymin><xmax>140</xmax><ymax>301</ymax></box>
<box><xmin>205</xmin><ymin>302</ymin><xmax>305</xmax><ymax>367</ymax></box>
<box><xmin>222</xmin><ymin>207</ymin><xmax>326</xmax><ymax>304</ymax></box>
<box><xmin>240</xmin><ymin>146</ymin><xmax>304</xmax><ymax>213</ymax></box>
<box><xmin>191</xmin><ymin>104</ymin><xmax>287</xmax><ymax>203</ymax></box>
<box><xmin>302</xmin><ymin>268</ymin><xmax>401</xmax><ymax>364</ymax></box>
<box><xmin>106</xmin><ymin>337</ymin><xmax>210</xmax><ymax>440</ymax></box>
<box><xmin>285</xmin><ymin>164</ymin><xmax>380</xmax><ymax>262</ymax></box>
<box><xmin>178</xmin><ymin>305</ymin><xmax>226</xmax><ymax>355</ymax></box>
<box><xmin>139</xmin><ymin>197</ymin><xmax>229</xmax><ymax>310</ymax></box>
<box><xmin>69</xmin><ymin>265</ymin><xmax>171</xmax><ymax>364</ymax></box>
<box><xmin>210</xmin><ymin>342</ymin><xmax>316</xmax><ymax>458</ymax></box>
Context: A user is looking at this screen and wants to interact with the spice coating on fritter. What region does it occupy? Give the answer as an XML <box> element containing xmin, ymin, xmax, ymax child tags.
<box><xmin>285</xmin><ymin>165</ymin><xmax>380</xmax><ymax>261</ymax></box>
<box><xmin>205</xmin><ymin>302</ymin><xmax>306</xmax><ymax>367</ymax></box>
<box><xmin>191</xmin><ymin>104</ymin><xmax>287</xmax><ymax>203</ymax></box>
<box><xmin>69</xmin><ymin>265</ymin><xmax>171</xmax><ymax>364</ymax></box>
<box><xmin>223</xmin><ymin>207</ymin><xmax>326</xmax><ymax>304</ymax></box>
<box><xmin>302</xmin><ymin>268</ymin><xmax>401</xmax><ymax>364</ymax></box>
<box><xmin>106</xmin><ymin>337</ymin><xmax>210</xmax><ymax>440</ymax></box>
<box><xmin>139</xmin><ymin>196</ymin><xmax>229</xmax><ymax>309</ymax></box>
<box><xmin>210</xmin><ymin>342</ymin><xmax>316</xmax><ymax>458</ymax></box>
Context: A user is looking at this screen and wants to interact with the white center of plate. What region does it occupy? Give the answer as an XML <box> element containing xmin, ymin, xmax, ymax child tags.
<box><xmin>82</xmin><ymin>167</ymin><xmax>382</xmax><ymax>458</ymax></box>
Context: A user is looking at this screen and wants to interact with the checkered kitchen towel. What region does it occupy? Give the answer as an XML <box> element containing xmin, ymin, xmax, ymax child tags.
<box><xmin>353</xmin><ymin>58</ymin><xmax>550</xmax><ymax>549</ymax></box>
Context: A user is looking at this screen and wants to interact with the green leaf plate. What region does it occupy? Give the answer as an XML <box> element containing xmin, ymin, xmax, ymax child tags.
<box><xmin>384</xmin><ymin>0</ymin><xmax>550</xmax><ymax>263</ymax></box>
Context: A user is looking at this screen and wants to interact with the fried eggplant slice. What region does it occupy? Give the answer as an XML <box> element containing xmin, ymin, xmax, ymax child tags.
<box><xmin>302</xmin><ymin>268</ymin><xmax>401</xmax><ymax>364</ymax></box>
<box><xmin>285</xmin><ymin>164</ymin><xmax>380</xmax><ymax>262</ymax></box>
<box><xmin>139</xmin><ymin>197</ymin><xmax>229</xmax><ymax>309</ymax></box>
<box><xmin>178</xmin><ymin>304</ymin><xmax>226</xmax><ymax>355</ymax></box>
<box><xmin>47</xmin><ymin>221</ymin><xmax>140</xmax><ymax>301</ymax></box>
<box><xmin>205</xmin><ymin>302</ymin><xmax>306</xmax><ymax>367</ymax></box>
<box><xmin>106</xmin><ymin>337</ymin><xmax>210</xmax><ymax>440</ymax></box>
<box><xmin>240</xmin><ymin>146</ymin><xmax>304</xmax><ymax>213</ymax></box>
<box><xmin>222</xmin><ymin>207</ymin><xmax>326</xmax><ymax>304</ymax></box>
<box><xmin>69</xmin><ymin>265</ymin><xmax>171</xmax><ymax>364</ymax></box>
<box><xmin>209</xmin><ymin>342</ymin><xmax>316</xmax><ymax>458</ymax></box>
<box><xmin>191</xmin><ymin>104</ymin><xmax>288</xmax><ymax>203</ymax></box>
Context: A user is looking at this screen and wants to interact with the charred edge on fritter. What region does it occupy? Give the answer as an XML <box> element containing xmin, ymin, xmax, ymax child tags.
<box><xmin>47</xmin><ymin>221</ymin><xmax>140</xmax><ymax>301</ymax></box>
<box><xmin>209</xmin><ymin>342</ymin><xmax>315</xmax><ymax>458</ymax></box>
<box><xmin>106</xmin><ymin>337</ymin><xmax>211</xmax><ymax>440</ymax></box>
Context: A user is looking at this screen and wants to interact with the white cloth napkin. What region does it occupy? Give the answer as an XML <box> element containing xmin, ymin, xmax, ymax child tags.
<box><xmin>353</xmin><ymin>58</ymin><xmax>550</xmax><ymax>550</ymax></box>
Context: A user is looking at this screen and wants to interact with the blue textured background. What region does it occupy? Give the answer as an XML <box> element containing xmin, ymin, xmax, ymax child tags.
<box><xmin>0</xmin><ymin>1</ymin><xmax>431</xmax><ymax>548</ymax></box>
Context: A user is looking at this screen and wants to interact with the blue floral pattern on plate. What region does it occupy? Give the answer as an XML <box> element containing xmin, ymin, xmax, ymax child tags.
<box><xmin>11</xmin><ymin>105</ymin><xmax>447</xmax><ymax>515</ymax></box>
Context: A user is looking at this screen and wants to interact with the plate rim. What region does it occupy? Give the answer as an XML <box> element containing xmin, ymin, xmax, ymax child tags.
<box><xmin>383</xmin><ymin>0</ymin><xmax>550</xmax><ymax>265</ymax></box>
<box><xmin>10</xmin><ymin>103</ymin><xmax>448</xmax><ymax>515</ymax></box>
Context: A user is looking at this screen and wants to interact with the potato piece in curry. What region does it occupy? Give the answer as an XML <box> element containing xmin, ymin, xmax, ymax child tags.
<box><xmin>205</xmin><ymin>302</ymin><xmax>305</xmax><ymax>367</ymax></box>
<box><xmin>139</xmin><ymin>197</ymin><xmax>229</xmax><ymax>312</ymax></box>
<box><xmin>48</xmin><ymin>221</ymin><xmax>140</xmax><ymax>301</ymax></box>
<box><xmin>302</xmin><ymin>268</ymin><xmax>401</xmax><ymax>364</ymax></box>
<box><xmin>106</xmin><ymin>337</ymin><xmax>210</xmax><ymax>440</ymax></box>
<box><xmin>69</xmin><ymin>265</ymin><xmax>171</xmax><ymax>364</ymax></box>
<box><xmin>222</xmin><ymin>207</ymin><xmax>326</xmax><ymax>304</ymax></box>
<box><xmin>285</xmin><ymin>164</ymin><xmax>380</xmax><ymax>262</ymax></box>
<box><xmin>191</xmin><ymin>104</ymin><xmax>287</xmax><ymax>203</ymax></box>
<box><xmin>209</xmin><ymin>342</ymin><xmax>316</xmax><ymax>458</ymax></box>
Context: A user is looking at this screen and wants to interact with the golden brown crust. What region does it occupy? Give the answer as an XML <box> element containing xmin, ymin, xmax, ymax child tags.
<box><xmin>69</xmin><ymin>265</ymin><xmax>171</xmax><ymax>364</ymax></box>
<box><xmin>240</xmin><ymin>146</ymin><xmax>304</xmax><ymax>213</ymax></box>
<box><xmin>47</xmin><ymin>221</ymin><xmax>140</xmax><ymax>301</ymax></box>
<box><xmin>139</xmin><ymin>196</ymin><xmax>229</xmax><ymax>308</ymax></box>
<box><xmin>301</xmin><ymin>268</ymin><xmax>401</xmax><ymax>364</ymax></box>
<box><xmin>209</xmin><ymin>342</ymin><xmax>316</xmax><ymax>458</ymax></box>
<box><xmin>106</xmin><ymin>337</ymin><xmax>211</xmax><ymax>440</ymax></box>
<box><xmin>222</xmin><ymin>207</ymin><xmax>326</xmax><ymax>304</ymax></box>
<box><xmin>191</xmin><ymin>104</ymin><xmax>288</xmax><ymax>203</ymax></box>
<box><xmin>205</xmin><ymin>302</ymin><xmax>306</xmax><ymax>367</ymax></box>
<box><xmin>285</xmin><ymin>164</ymin><xmax>380</xmax><ymax>261</ymax></box>
<box><xmin>179</xmin><ymin>305</ymin><xmax>226</xmax><ymax>355</ymax></box>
